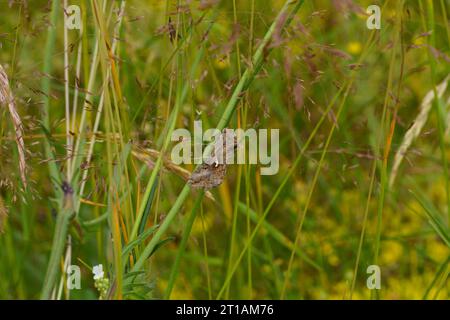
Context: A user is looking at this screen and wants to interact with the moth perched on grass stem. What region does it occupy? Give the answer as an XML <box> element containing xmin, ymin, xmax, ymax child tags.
<box><xmin>188</xmin><ymin>130</ymin><xmax>237</xmax><ymax>189</ymax></box>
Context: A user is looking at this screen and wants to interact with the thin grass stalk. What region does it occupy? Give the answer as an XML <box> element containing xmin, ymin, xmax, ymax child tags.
<box><xmin>40</xmin><ymin>205</ymin><xmax>74</xmax><ymax>299</ymax></box>
<box><xmin>70</xmin><ymin>19</ymin><xmax>83</xmax><ymax>157</ymax></box>
<box><xmin>225</xmin><ymin>163</ymin><xmax>242</xmax><ymax>298</ymax></box>
<box><xmin>200</xmin><ymin>204</ymin><xmax>212</xmax><ymax>299</ymax></box>
<box><xmin>38</xmin><ymin>0</ymin><xmax>71</xmax><ymax>298</ymax></box>
<box><xmin>63</xmin><ymin>0</ymin><xmax>72</xmax><ymax>179</ymax></box>
<box><xmin>350</xmin><ymin>1</ymin><xmax>400</xmax><ymax>299</ymax></box>
<box><xmin>76</xmin><ymin>1</ymin><xmax>125</xmax><ymax>212</ymax></box>
<box><xmin>237</xmin><ymin>202</ymin><xmax>321</xmax><ymax>270</ymax></box>
<box><xmin>91</xmin><ymin>0</ymin><xmax>127</xmax><ymax>298</ymax></box>
<box><xmin>40</xmin><ymin>0</ymin><xmax>61</xmax><ymax>188</ymax></box>
<box><xmin>224</xmin><ymin>0</ymin><xmax>243</xmax><ymax>298</ymax></box>
<box><xmin>69</xmin><ymin>1</ymin><xmax>107</xmax><ymax>180</ymax></box>
<box><xmin>164</xmin><ymin>191</ymin><xmax>204</xmax><ymax>298</ymax></box>
<box><xmin>371</xmin><ymin>2</ymin><xmax>404</xmax><ymax>299</ymax></box>
<box><xmin>56</xmin><ymin>236</ymin><xmax>71</xmax><ymax>300</ymax></box>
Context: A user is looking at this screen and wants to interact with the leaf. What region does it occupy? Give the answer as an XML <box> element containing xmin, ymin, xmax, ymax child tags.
<box><xmin>411</xmin><ymin>190</ymin><xmax>450</xmax><ymax>248</ymax></box>
<box><xmin>150</xmin><ymin>237</ymin><xmax>176</xmax><ymax>257</ymax></box>
<box><xmin>122</xmin><ymin>224</ymin><xmax>159</xmax><ymax>260</ymax></box>
<box><xmin>138</xmin><ymin>176</ymin><xmax>158</xmax><ymax>235</ymax></box>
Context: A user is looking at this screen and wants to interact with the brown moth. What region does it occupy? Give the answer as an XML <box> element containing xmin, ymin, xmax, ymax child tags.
<box><xmin>188</xmin><ymin>162</ymin><xmax>227</xmax><ymax>189</ymax></box>
<box><xmin>188</xmin><ymin>130</ymin><xmax>237</xmax><ymax>189</ymax></box>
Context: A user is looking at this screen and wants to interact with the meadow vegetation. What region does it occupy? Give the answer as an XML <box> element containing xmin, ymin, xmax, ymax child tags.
<box><xmin>0</xmin><ymin>0</ymin><xmax>449</xmax><ymax>299</ymax></box>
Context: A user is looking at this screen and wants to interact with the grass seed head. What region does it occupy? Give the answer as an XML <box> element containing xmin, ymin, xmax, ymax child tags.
<box><xmin>0</xmin><ymin>196</ymin><xmax>7</xmax><ymax>233</ymax></box>
<box><xmin>0</xmin><ymin>64</ymin><xmax>27</xmax><ymax>188</ymax></box>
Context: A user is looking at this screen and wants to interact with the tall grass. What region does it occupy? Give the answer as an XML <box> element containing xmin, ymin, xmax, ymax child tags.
<box><xmin>0</xmin><ymin>0</ymin><xmax>449</xmax><ymax>300</ymax></box>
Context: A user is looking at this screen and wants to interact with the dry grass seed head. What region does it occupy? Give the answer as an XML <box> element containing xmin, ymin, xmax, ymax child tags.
<box><xmin>0</xmin><ymin>64</ymin><xmax>27</xmax><ymax>188</ymax></box>
<box><xmin>0</xmin><ymin>196</ymin><xmax>8</xmax><ymax>233</ymax></box>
